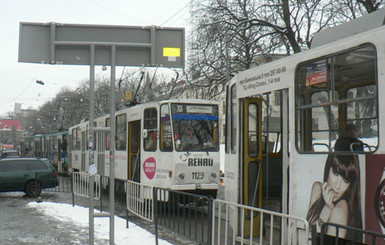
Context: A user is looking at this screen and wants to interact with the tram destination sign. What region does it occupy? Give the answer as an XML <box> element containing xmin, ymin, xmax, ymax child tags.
<box><xmin>18</xmin><ymin>22</ymin><xmax>185</xmax><ymax>68</ymax></box>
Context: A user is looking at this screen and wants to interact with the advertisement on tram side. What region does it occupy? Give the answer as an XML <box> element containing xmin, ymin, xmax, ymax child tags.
<box><xmin>293</xmin><ymin>154</ymin><xmax>379</xmax><ymax>242</ymax></box>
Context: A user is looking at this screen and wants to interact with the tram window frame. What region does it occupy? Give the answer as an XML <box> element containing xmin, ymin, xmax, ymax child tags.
<box><xmin>143</xmin><ymin>107</ymin><xmax>158</xmax><ymax>152</ymax></box>
<box><xmin>225</xmin><ymin>86</ymin><xmax>230</xmax><ymax>154</ymax></box>
<box><xmin>262</xmin><ymin>91</ymin><xmax>282</xmax><ymax>154</ymax></box>
<box><xmin>160</xmin><ymin>104</ymin><xmax>173</xmax><ymax>152</ymax></box>
<box><xmin>86</xmin><ymin>127</ymin><xmax>89</xmax><ymax>152</ymax></box>
<box><xmin>71</xmin><ymin>128</ymin><xmax>76</xmax><ymax>150</ymax></box>
<box><xmin>295</xmin><ymin>43</ymin><xmax>378</xmax><ymax>153</ymax></box>
<box><xmin>115</xmin><ymin>114</ymin><xmax>127</xmax><ymax>151</ymax></box>
<box><xmin>231</xmin><ymin>84</ymin><xmax>237</xmax><ymax>154</ymax></box>
<box><xmin>106</xmin><ymin>118</ymin><xmax>110</xmax><ymax>151</ymax></box>
<box><xmin>248</xmin><ymin>103</ymin><xmax>259</xmax><ymax>157</ymax></box>
<box><xmin>130</xmin><ymin>123</ymin><xmax>139</xmax><ymax>153</ymax></box>
<box><xmin>92</xmin><ymin>122</ymin><xmax>97</xmax><ymax>152</ymax></box>
<box><xmin>76</xmin><ymin>127</ymin><xmax>81</xmax><ymax>151</ymax></box>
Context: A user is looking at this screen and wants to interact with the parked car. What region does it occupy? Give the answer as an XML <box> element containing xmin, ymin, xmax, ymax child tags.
<box><xmin>0</xmin><ymin>158</ymin><xmax>58</xmax><ymax>196</ymax></box>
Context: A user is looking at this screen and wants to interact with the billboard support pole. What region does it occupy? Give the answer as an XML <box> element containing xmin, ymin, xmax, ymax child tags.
<box><xmin>89</xmin><ymin>44</ymin><xmax>96</xmax><ymax>245</ymax></box>
<box><xmin>109</xmin><ymin>44</ymin><xmax>116</xmax><ymax>245</ymax></box>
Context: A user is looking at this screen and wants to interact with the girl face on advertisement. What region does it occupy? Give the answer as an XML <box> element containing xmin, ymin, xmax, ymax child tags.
<box><xmin>327</xmin><ymin>167</ymin><xmax>351</xmax><ymax>203</ymax></box>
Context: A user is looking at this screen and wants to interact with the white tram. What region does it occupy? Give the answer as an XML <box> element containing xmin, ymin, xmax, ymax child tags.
<box><xmin>224</xmin><ymin>9</ymin><xmax>385</xmax><ymax>243</ymax></box>
<box><xmin>69</xmin><ymin>99</ymin><xmax>220</xmax><ymax>197</ymax></box>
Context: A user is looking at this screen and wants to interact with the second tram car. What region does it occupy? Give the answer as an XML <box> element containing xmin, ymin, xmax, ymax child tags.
<box><xmin>69</xmin><ymin>99</ymin><xmax>221</xmax><ymax>197</ymax></box>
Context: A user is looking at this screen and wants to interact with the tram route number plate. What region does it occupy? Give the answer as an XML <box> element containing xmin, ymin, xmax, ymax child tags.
<box><xmin>192</xmin><ymin>172</ymin><xmax>204</xmax><ymax>180</ymax></box>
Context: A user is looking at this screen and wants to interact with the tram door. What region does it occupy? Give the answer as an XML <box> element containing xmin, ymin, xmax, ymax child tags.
<box><xmin>241</xmin><ymin>98</ymin><xmax>263</xmax><ymax>237</ymax></box>
<box><xmin>128</xmin><ymin>121</ymin><xmax>140</xmax><ymax>182</ymax></box>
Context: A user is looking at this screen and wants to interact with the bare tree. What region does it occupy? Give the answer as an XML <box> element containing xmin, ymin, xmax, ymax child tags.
<box><xmin>188</xmin><ymin>0</ymin><xmax>384</xmax><ymax>99</ymax></box>
<box><xmin>118</xmin><ymin>68</ymin><xmax>187</xmax><ymax>104</ymax></box>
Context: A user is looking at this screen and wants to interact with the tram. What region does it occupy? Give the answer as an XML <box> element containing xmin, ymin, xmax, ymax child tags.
<box><xmin>224</xmin><ymin>9</ymin><xmax>385</xmax><ymax>243</ymax></box>
<box><xmin>20</xmin><ymin>134</ymin><xmax>44</xmax><ymax>157</ymax></box>
<box><xmin>20</xmin><ymin>131</ymin><xmax>69</xmax><ymax>174</ymax></box>
<box><xmin>68</xmin><ymin>99</ymin><xmax>220</xmax><ymax>197</ymax></box>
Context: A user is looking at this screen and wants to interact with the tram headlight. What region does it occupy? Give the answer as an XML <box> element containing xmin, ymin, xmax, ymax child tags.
<box><xmin>177</xmin><ymin>172</ymin><xmax>185</xmax><ymax>181</ymax></box>
<box><xmin>209</xmin><ymin>172</ymin><xmax>218</xmax><ymax>182</ymax></box>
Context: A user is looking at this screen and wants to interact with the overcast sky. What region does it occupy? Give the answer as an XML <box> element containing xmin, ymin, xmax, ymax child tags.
<box><xmin>1</xmin><ymin>0</ymin><xmax>190</xmax><ymax>115</ymax></box>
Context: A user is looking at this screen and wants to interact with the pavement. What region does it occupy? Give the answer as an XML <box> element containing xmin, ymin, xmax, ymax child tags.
<box><xmin>0</xmin><ymin>192</ymin><xmax>99</xmax><ymax>245</ymax></box>
<box><xmin>0</xmin><ymin>190</ymin><xmax>197</xmax><ymax>245</ymax></box>
<box><xmin>0</xmin><ymin>183</ymin><xmax>226</xmax><ymax>245</ymax></box>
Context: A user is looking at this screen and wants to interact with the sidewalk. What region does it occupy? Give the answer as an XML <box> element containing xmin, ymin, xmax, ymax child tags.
<box><xmin>0</xmin><ymin>192</ymin><xmax>173</xmax><ymax>245</ymax></box>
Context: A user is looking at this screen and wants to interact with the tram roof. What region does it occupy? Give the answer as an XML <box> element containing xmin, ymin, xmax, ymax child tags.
<box><xmin>312</xmin><ymin>8</ymin><xmax>385</xmax><ymax>48</ymax></box>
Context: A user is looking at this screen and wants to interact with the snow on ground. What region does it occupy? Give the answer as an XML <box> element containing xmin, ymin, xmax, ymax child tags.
<box><xmin>28</xmin><ymin>202</ymin><xmax>172</xmax><ymax>245</ymax></box>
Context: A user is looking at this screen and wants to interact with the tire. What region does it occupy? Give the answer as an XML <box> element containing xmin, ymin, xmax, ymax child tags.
<box><xmin>25</xmin><ymin>181</ymin><xmax>42</xmax><ymax>197</ymax></box>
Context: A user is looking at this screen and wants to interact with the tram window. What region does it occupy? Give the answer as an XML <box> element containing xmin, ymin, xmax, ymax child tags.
<box><xmin>171</xmin><ymin>103</ymin><xmax>219</xmax><ymax>152</ymax></box>
<box><xmin>262</xmin><ymin>91</ymin><xmax>282</xmax><ymax>153</ymax></box>
<box><xmin>160</xmin><ymin>104</ymin><xmax>173</xmax><ymax>152</ymax></box>
<box><xmin>231</xmin><ymin>85</ymin><xmax>237</xmax><ymax>153</ymax></box>
<box><xmin>86</xmin><ymin>128</ymin><xmax>89</xmax><ymax>152</ymax></box>
<box><xmin>92</xmin><ymin>122</ymin><xmax>97</xmax><ymax>150</ymax></box>
<box><xmin>116</xmin><ymin>114</ymin><xmax>127</xmax><ymax>151</ymax></box>
<box><xmin>96</xmin><ymin>132</ymin><xmax>100</xmax><ymax>151</ymax></box>
<box><xmin>72</xmin><ymin>128</ymin><xmax>76</xmax><ymax>150</ymax></box>
<box><xmin>346</xmin><ymin>85</ymin><xmax>377</xmax><ymax>134</ymax></box>
<box><xmin>248</xmin><ymin>103</ymin><xmax>259</xmax><ymax>157</ymax></box>
<box><xmin>131</xmin><ymin>124</ymin><xmax>139</xmax><ymax>153</ymax></box>
<box><xmin>76</xmin><ymin>128</ymin><xmax>81</xmax><ymax>150</ymax></box>
<box><xmin>144</xmin><ymin>108</ymin><xmax>158</xmax><ymax>151</ymax></box>
<box><xmin>296</xmin><ymin>44</ymin><xmax>378</xmax><ymax>153</ymax></box>
<box><xmin>106</xmin><ymin>118</ymin><xmax>110</xmax><ymax>151</ymax></box>
<box><xmin>225</xmin><ymin>86</ymin><xmax>230</xmax><ymax>154</ymax></box>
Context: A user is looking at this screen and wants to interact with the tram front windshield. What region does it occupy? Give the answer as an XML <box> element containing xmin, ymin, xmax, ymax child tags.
<box><xmin>171</xmin><ymin>103</ymin><xmax>219</xmax><ymax>152</ymax></box>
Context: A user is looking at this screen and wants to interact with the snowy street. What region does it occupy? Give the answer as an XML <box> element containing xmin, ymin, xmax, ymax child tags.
<box><xmin>0</xmin><ymin>192</ymin><xmax>172</xmax><ymax>245</ymax></box>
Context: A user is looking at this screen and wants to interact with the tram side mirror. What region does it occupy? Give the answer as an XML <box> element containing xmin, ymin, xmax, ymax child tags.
<box><xmin>143</xmin><ymin>129</ymin><xmax>148</xmax><ymax>138</ymax></box>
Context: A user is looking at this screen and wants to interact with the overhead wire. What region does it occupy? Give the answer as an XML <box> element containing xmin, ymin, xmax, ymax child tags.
<box><xmin>85</xmin><ymin>0</ymin><xmax>190</xmax><ymax>27</ymax></box>
<box><xmin>9</xmin><ymin>80</ymin><xmax>35</xmax><ymax>103</ymax></box>
<box><xmin>85</xmin><ymin>0</ymin><xmax>147</xmax><ymax>24</ymax></box>
<box><xmin>160</xmin><ymin>2</ymin><xmax>191</xmax><ymax>26</ymax></box>
<box><xmin>153</xmin><ymin>0</ymin><xmax>187</xmax><ymax>24</ymax></box>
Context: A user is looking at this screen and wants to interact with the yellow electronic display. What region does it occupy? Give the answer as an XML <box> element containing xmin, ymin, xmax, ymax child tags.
<box><xmin>163</xmin><ymin>47</ymin><xmax>181</xmax><ymax>57</ymax></box>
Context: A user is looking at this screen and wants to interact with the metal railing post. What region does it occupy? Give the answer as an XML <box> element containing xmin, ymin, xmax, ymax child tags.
<box><xmin>207</xmin><ymin>196</ymin><xmax>214</xmax><ymax>245</ymax></box>
<box><xmin>153</xmin><ymin>187</ymin><xmax>159</xmax><ymax>245</ymax></box>
<box><xmin>311</xmin><ymin>224</ymin><xmax>318</xmax><ymax>245</ymax></box>
<box><xmin>71</xmin><ymin>174</ymin><xmax>75</xmax><ymax>207</ymax></box>
<box><xmin>100</xmin><ymin>176</ymin><xmax>103</xmax><ymax>212</ymax></box>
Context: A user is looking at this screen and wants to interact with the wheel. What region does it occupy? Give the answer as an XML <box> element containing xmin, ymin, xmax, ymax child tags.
<box><xmin>25</xmin><ymin>181</ymin><xmax>42</xmax><ymax>197</ymax></box>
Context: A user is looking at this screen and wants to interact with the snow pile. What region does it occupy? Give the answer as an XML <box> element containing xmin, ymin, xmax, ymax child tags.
<box><xmin>28</xmin><ymin>202</ymin><xmax>171</xmax><ymax>245</ymax></box>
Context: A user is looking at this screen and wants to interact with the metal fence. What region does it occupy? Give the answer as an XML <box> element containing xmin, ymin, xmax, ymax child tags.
<box><xmin>212</xmin><ymin>199</ymin><xmax>310</xmax><ymax>245</ymax></box>
<box><xmin>126</xmin><ymin>180</ymin><xmax>154</xmax><ymax>222</ymax></box>
<box><xmin>313</xmin><ymin>223</ymin><xmax>385</xmax><ymax>245</ymax></box>
<box><xmin>153</xmin><ymin>187</ymin><xmax>213</xmax><ymax>245</ymax></box>
<box><xmin>35</xmin><ymin>172</ymin><xmax>73</xmax><ymax>194</ymax></box>
<box><xmin>98</xmin><ymin>176</ymin><xmax>127</xmax><ymax>212</ymax></box>
<box><xmin>72</xmin><ymin>172</ymin><xmax>100</xmax><ymax>199</ymax></box>
<box><xmin>66</xmin><ymin>176</ymin><xmax>383</xmax><ymax>245</ymax></box>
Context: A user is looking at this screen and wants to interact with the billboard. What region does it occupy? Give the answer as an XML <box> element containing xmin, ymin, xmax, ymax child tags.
<box><xmin>19</xmin><ymin>22</ymin><xmax>185</xmax><ymax>68</ymax></box>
